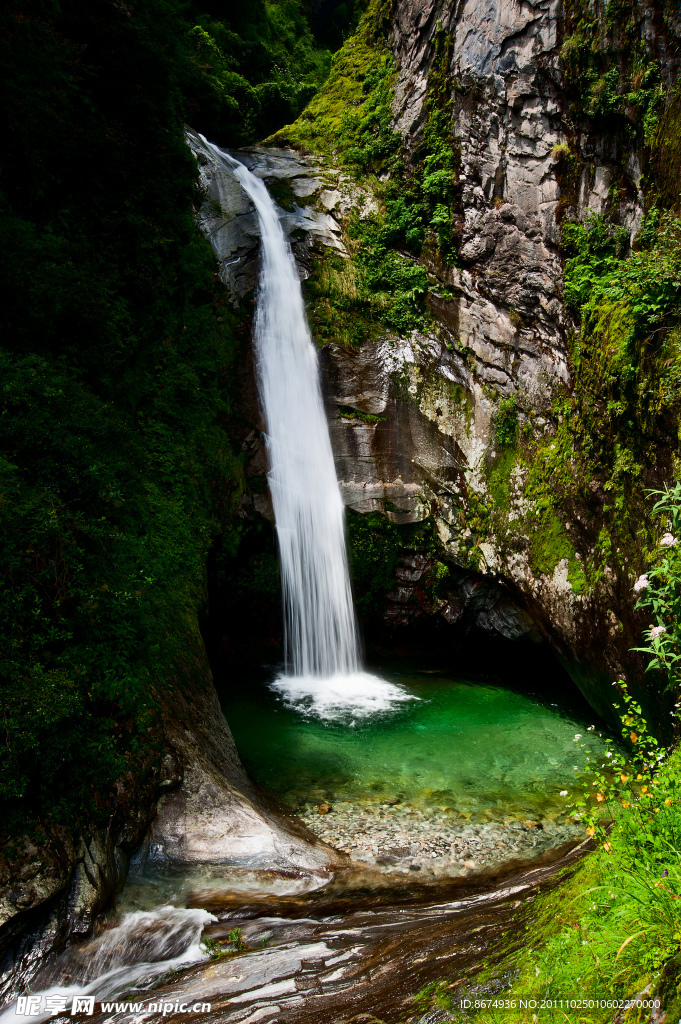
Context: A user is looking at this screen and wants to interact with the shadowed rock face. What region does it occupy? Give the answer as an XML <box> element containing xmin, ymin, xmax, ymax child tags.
<box><xmin>325</xmin><ymin>335</ymin><xmax>466</xmax><ymax>523</ymax></box>
<box><xmin>0</xmin><ymin>641</ymin><xmax>345</xmax><ymax>1003</ymax></box>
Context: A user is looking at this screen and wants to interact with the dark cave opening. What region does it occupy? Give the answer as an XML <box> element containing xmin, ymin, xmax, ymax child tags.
<box><xmin>201</xmin><ymin>529</ymin><xmax>606</xmax><ymax>730</ymax></box>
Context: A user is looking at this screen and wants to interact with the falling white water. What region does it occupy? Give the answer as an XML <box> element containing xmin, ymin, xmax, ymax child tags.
<box><xmin>198</xmin><ymin>137</ymin><xmax>414</xmax><ymax>718</ymax></box>
<box><xmin>0</xmin><ymin>907</ymin><xmax>214</xmax><ymax>1024</ymax></box>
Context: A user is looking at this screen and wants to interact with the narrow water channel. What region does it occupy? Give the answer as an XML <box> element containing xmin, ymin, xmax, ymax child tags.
<box><xmin>79</xmin><ymin>847</ymin><xmax>589</xmax><ymax>1024</ymax></box>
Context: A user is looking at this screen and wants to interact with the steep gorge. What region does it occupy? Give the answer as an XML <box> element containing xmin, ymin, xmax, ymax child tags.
<box><xmin>3</xmin><ymin>0</ymin><xmax>681</xmax><ymax>1010</ymax></box>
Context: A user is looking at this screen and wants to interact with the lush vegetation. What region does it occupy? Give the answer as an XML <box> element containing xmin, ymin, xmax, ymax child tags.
<box><xmin>0</xmin><ymin>0</ymin><xmax>341</xmax><ymax>842</ymax></box>
<box><xmin>274</xmin><ymin>6</ymin><xmax>462</xmax><ymax>348</ymax></box>
<box><xmin>456</xmin><ymin>204</ymin><xmax>681</xmax><ymax>614</ymax></box>
<box><xmin>185</xmin><ymin>0</ymin><xmax>334</xmax><ymax>144</ymax></box>
<box><xmin>560</xmin><ymin>0</ymin><xmax>667</xmax><ymax>145</ymax></box>
<box><xmin>5</xmin><ymin>1</ymin><xmax>681</xmax><ymax>1016</ymax></box>
<box><xmin>405</xmin><ymin>494</ymin><xmax>681</xmax><ymax>1021</ymax></box>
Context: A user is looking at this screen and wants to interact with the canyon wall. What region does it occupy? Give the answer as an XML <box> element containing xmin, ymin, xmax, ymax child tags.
<box><xmin>203</xmin><ymin>0</ymin><xmax>681</xmax><ymax>722</ymax></box>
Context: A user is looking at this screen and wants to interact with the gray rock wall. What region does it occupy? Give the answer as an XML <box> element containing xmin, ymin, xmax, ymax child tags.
<box><xmin>184</xmin><ymin>0</ymin><xmax>664</xmax><ymax>715</ymax></box>
<box><xmin>186</xmin><ymin>130</ymin><xmax>586</xmax><ymax>671</ymax></box>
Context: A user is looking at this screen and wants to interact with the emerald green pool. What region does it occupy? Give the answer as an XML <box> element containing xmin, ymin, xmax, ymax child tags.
<box><xmin>221</xmin><ymin>667</ymin><xmax>609</xmax><ymax>821</ymax></box>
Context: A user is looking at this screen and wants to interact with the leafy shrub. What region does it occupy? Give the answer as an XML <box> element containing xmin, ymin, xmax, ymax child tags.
<box><xmin>562</xmin><ymin>215</ymin><xmax>629</xmax><ymax>312</ymax></box>
<box><xmin>633</xmin><ymin>483</ymin><xmax>681</xmax><ymax>691</ymax></box>
<box><xmin>495</xmin><ymin>397</ymin><xmax>518</xmax><ymax>448</ymax></box>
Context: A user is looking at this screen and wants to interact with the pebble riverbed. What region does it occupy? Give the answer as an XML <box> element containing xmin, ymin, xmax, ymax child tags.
<box><xmin>298</xmin><ymin>799</ymin><xmax>585</xmax><ymax>877</ymax></box>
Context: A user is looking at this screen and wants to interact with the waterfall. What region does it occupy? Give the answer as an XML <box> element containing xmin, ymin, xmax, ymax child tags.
<box><xmin>214</xmin><ymin>146</ymin><xmax>359</xmax><ymax>679</ymax></box>
<box><xmin>198</xmin><ymin>137</ymin><xmax>413</xmax><ymax>718</ymax></box>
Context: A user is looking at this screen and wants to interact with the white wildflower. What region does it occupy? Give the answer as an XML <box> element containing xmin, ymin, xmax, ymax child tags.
<box><xmin>560</xmin><ymin>790</ymin><xmax>568</xmax><ymax>796</ymax></box>
<box><xmin>650</xmin><ymin>624</ymin><xmax>667</xmax><ymax>640</ymax></box>
<box><xmin>574</xmin><ymin>734</ymin><xmax>582</xmax><ymax>741</ymax></box>
<box><xmin>605</xmin><ymin>751</ymin><xmax>613</xmax><ymax>757</ymax></box>
<box><xmin>587</xmin><ymin>725</ymin><xmax>595</xmax><ymax>731</ymax></box>
<box><xmin>633</xmin><ymin>574</ymin><xmax>649</xmax><ymax>593</ymax></box>
<box><xmin>661</xmin><ymin>533</ymin><xmax>678</xmax><ymax>547</ymax></box>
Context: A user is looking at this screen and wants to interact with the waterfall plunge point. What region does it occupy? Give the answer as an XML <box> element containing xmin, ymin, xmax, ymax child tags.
<box><xmin>202</xmin><ymin>138</ymin><xmax>414</xmax><ymax>720</ymax></box>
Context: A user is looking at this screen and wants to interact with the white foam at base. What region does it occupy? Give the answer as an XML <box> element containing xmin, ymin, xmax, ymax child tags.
<box><xmin>269</xmin><ymin>672</ymin><xmax>418</xmax><ymax>721</ymax></box>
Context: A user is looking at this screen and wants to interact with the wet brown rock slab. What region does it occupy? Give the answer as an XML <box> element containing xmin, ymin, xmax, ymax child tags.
<box><xmin>81</xmin><ymin>843</ymin><xmax>589</xmax><ymax>1024</ymax></box>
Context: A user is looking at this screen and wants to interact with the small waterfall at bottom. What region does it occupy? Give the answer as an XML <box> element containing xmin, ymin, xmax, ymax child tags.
<box><xmin>0</xmin><ymin>908</ymin><xmax>213</xmax><ymax>1024</ymax></box>
<box><xmin>201</xmin><ymin>137</ymin><xmax>413</xmax><ymax>720</ymax></box>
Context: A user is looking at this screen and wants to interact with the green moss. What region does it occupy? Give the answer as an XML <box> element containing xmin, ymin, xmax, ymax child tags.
<box><xmin>303</xmin><ymin>239</ymin><xmax>428</xmax><ymax>348</ymax></box>
<box><xmin>346</xmin><ymin>511</ymin><xmax>405</xmax><ymax>615</ymax></box>
<box><xmin>652</xmin><ymin>86</ymin><xmax>681</xmax><ymax>213</ymax></box>
<box><xmin>470</xmin><ymin>211</ymin><xmax>681</xmax><ymax>601</ymax></box>
<box><xmin>529</xmin><ymin>513</ymin><xmax>576</xmax><ymax>577</ymax></box>
<box><xmin>431</xmin><ymin>560</ymin><xmax>450</xmax><ymax>598</ymax></box>
<box><xmin>274</xmin><ymin>9</ymin><xmax>465</xmax><ymax>349</ymax></box>
<box><xmin>265</xmin><ymin>177</ymin><xmax>297</xmax><ymax>211</ymax></box>
<box><xmin>495</xmin><ymin>397</ymin><xmax>518</xmax><ymax>448</ymax></box>
<box><xmin>559</xmin><ymin>0</ymin><xmax>665</xmax><ymax>146</ymax></box>
<box><xmin>487</xmin><ymin>448</ymin><xmax>516</xmax><ymax>515</ymax></box>
<box><xmin>337</xmin><ymin>404</ymin><xmax>385</xmax><ymax>423</ymax></box>
<box><xmin>270</xmin><ymin>0</ymin><xmax>399</xmax><ymax>171</ymax></box>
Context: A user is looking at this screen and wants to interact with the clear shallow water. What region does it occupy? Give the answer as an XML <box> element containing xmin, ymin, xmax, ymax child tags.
<box><xmin>223</xmin><ymin>667</ymin><xmax>609</xmax><ymax>820</ymax></box>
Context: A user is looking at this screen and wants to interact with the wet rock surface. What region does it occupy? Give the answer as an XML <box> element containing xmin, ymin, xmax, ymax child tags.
<box><xmin>187</xmin><ymin>131</ymin><xmax>352</xmax><ymax>304</ymax></box>
<box><xmin>70</xmin><ymin>845</ymin><xmax>589</xmax><ymax>1024</ymax></box>
<box><xmin>137</xmin><ymin>655</ymin><xmax>345</xmax><ymax>878</ymax></box>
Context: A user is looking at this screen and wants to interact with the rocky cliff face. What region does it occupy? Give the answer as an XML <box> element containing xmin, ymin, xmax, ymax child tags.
<box><xmin>189</xmin><ymin>129</ymin><xmax>573</xmax><ymax>680</ymax></box>
<box><xmin>191</xmin><ymin>0</ymin><xmax>681</xmax><ymax>723</ymax></box>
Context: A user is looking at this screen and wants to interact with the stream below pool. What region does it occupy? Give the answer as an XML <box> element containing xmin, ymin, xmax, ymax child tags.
<box><xmin>4</xmin><ymin>666</ymin><xmax>612</xmax><ymax>1024</ymax></box>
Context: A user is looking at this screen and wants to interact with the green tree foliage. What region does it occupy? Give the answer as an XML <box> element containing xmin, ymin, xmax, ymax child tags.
<box><xmin>0</xmin><ymin>0</ymin><xmax>340</xmax><ymax>838</ymax></box>
<box><xmin>185</xmin><ymin>0</ymin><xmax>333</xmax><ymax>144</ymax></box>
<box><xmin>0</xmin><ymin>0</ymin><xmax>267</xmax><ymax>837</ymax></box>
